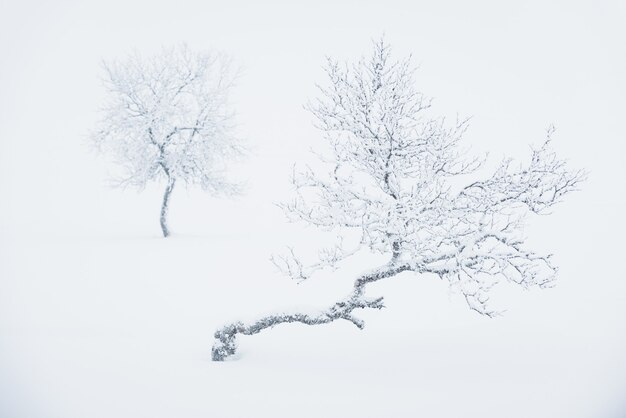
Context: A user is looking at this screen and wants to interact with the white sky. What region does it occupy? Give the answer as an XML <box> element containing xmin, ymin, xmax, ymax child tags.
<box><xmin>1</xmin><ymin>0</ymin><xmax>625</xmax><ymax>231</ymax></box>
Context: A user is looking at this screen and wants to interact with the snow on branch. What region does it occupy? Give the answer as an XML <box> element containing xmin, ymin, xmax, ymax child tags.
<box><xmin>213</xmin><ymin>263</ymin><xmax>408</xmax><ymax>361</ymax></box>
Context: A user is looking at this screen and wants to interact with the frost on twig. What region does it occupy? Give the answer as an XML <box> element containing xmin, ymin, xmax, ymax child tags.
<box><xmin>211</xmin><ymin>38</ymin><xmax>585</xmax><ymax>360</ymax></box>
<box><xmin>270</xmin><ymin>236</ymin><xmax>363</xmax><ymax>282</ymax></box>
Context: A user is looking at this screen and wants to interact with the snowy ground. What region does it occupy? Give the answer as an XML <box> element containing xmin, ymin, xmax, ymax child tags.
<box><xmin>2</xmin><ymin>226</ymin><xmax>625</xmax><ymax>418</ymax></box>
<box><xmin>2</xmin><ymin>1</ymin><xmax>626</xmax><ymax>417</ymax></box>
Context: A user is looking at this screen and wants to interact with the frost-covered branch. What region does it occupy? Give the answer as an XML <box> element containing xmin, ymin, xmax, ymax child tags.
<box><xmin>212</xmin><ymin>261</ymin><xmax>409</xmax><ymax>361</ymax></box>
<box><xmin>270</xmin><ymin>235</ymin><xmax>364</xmax><ymax>282</ymax></box>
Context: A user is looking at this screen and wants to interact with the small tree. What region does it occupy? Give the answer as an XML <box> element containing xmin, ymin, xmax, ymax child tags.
<box><xmin>93</xmin><ymin>45</ymin><xmax>242</xmax><ymax>237</ymax></box>
<box><xmin>211</xmin><ymin>39</ymin><xmax>585</xmax><ymax>361</ymax></box>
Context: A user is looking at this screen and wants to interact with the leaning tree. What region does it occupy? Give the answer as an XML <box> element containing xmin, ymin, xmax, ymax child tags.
<box><xmin>211</xmin><ymin>39</ymin><xmax>585</xmax><ymax>361</ymax></box>
<box><xmin>93</xmin><ymin>45</ymin><xmax>242</xmax><ymax>237</ymax></box>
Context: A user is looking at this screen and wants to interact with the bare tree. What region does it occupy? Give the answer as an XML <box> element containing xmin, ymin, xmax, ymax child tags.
<box><xmin>211</xmin><ymin>39</ymin><xmax>585</xmax><ymax>361</ymax></box>
<box><xmin>93</xmin><ymin>44</ymin><xmax>242</xmax><ymax>237</ymax></box>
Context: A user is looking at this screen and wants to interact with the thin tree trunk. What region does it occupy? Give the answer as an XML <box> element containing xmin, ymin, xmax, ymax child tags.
<box><xmin>160</xmin><ymin>178</ymin><xmax>176</xmax><ymax>238</ymax></box>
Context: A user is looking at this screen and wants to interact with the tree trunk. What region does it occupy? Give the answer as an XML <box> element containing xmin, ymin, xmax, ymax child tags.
<box><xmin>211</xmin><ymin>261</ymin><xmax>412</xmax><ymax>361</ymax></box>
<box><xmin>160</xmin><ymin>178</ymin><xmax>176</xmax><ymax>238</ymax></box>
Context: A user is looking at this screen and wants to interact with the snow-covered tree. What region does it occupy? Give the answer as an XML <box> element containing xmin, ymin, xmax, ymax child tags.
<box><xmin>93</xmin><ymin>45</ymin><xmax>242</xmax><ymax>237</ymax></box>
<box><xmin>211</xmin><ymin>39</ymin><xmax>585</xmax><ymax>361</ymax></box>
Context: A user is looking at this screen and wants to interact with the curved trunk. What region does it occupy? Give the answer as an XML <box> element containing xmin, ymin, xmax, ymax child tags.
<box><xmin>211</xmin><ymin>261</ymin><xmax>411</xmax><ymax>361</ymax></box>
<box><xmin>160</xmin><ymin>178</ymin><xmax>176</xmax><ymax>238</ymax></box>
